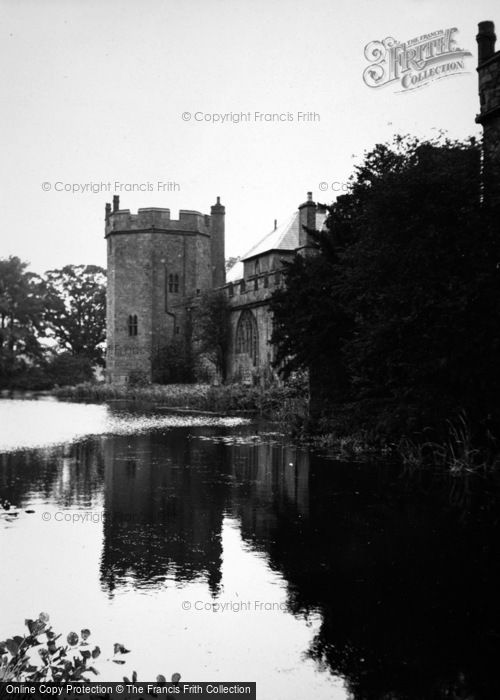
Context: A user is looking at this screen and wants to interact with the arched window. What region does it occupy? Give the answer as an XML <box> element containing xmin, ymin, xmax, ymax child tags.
<box><xmin>128</xmin><ymin>314</ymin><xmax>138</xmax><ymax>336</ymax></box>
<box><xmin>235</xmin><ymin>310</ymin><xmax>258</xmax><ymax>365</ymax></box>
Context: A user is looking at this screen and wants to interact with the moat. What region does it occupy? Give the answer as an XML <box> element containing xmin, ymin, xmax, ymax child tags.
<box><xmin>1</xmin><ymin>398</ymin><xmax>499</xmax><ymax>699</ymax></box>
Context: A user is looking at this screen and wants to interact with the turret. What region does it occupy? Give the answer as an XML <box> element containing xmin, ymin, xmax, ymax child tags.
<box><xmin>210</xmin><ymin>196</ymin><xmax>226</xmax><ymax>287</ymax></box>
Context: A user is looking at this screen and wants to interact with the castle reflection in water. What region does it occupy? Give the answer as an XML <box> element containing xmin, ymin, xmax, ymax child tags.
<box><xmin>101</xmin><ymin>428</ymin><xmax>309</xmax><ymax>595</ymax></box>
<box><xmin>2</xmin><ymin>423</ymin><xmax>500</xmax><ymax>699</ymax></box>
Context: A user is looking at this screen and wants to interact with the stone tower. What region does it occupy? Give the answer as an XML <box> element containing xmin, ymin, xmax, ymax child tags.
<box><xmin>105</xmin><ymin>195</ymin><xmax>225</xmax><ymax>384</ymax></box>
<box><xmin>476</xmin><ymin>21</ymin><xmax>500</xmax><ymax>186</ymax></box>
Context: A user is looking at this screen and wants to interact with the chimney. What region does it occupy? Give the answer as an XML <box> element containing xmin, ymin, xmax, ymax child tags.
<box><xmin>298</xmin><ymin>191</ymin><xmax>316</xmax><ymax>247</ymax></box>
<box><xmin>105</xmin><ymin>202</ymin><xmax>111</xmax><ymax>220</ymax></box>
<box><xmin>476</xmin><ymin>21</ymin><xmax>500</xmax><ymax>203</ymax></box>
<box><xmin>477</xmin><ymin>21</ymin><xmax>496</xmax><ymax>64</ymax></box>
<box><xmin>113</xmin><ymin>195</ymin><xmax>120</xmax><ymax>212</ymax></box>
<box><xmin>274</xmin><ymin>219</ymin><xmax>277</xmax><ymax>231</ymax></box>
<box><xmin>210</xmin><ymin>196</ymin><xmax>226</xmax><ymax>287</ymax></box>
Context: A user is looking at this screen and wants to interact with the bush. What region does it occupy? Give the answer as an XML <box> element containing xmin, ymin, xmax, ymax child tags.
<box><xmin>0</xmin><ymin>613</ymin><xmax>179</xmax><ymax>684</ymax></box>
<box><xmin>46</xmin><ymin>353</ymin><xmax>94</xmax><ymax>387</ymax></box>
<box><xmin>152</xmin><ymin>340</ymin><xmax>194</xmax><ymax>384</ymax></box>
<box><xmin>1</xmin><ymin>613</ymin><xmax>112</xmax><ymax>682</ymax></box>
<box><xmin>128</xmin><ymin>369</ymin><xmax>151</xmax><ymax>388</ymax></box>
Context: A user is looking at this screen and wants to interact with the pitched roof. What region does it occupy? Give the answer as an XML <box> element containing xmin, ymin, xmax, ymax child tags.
<box><xmin>226</xmin><ymin>208</ymin><xmax>328</xmax><ymax>283</ymax></box>
<box><xmin>241</xmin><ymin>211</ymin><xmax>300</xmax><ymax>261</ymax></box>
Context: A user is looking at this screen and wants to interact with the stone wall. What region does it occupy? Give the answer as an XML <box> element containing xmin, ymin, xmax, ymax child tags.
<box><xmin>106</xmin><ymin>204</ymin><xmax>216</xmax><ymax>383</ymax></box>
<box><xmin>106</xmin><ymin>231</ymin><xmax>155</xmax><ymax>383</ymax></box>
<box><xmin>226</xmin><ymin>269</ymin><xmax>285</xmax><ymax>382</ymax></box>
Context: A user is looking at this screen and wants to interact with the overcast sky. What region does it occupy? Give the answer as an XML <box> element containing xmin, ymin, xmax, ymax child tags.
<box><xmin>0</xmin><ymin>0</ymin><xmax>497</xmax><ymax>273</ymax></box>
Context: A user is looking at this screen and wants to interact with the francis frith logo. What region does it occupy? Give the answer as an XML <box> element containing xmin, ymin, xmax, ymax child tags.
<box><xmin>363</xmin><ymin>27</ymin><xmax>472</xmax><ymax>91</ymax></box>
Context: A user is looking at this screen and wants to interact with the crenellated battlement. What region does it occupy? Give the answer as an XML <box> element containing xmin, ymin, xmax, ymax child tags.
<box><xmin>105</xmin><ymin>207</ymin><xmax>211</xmax><ymax>236</ymax></box>
<box><xmin>104</xmin><ymin>197</ymin><xmax>212</xmax><ymax>237</ymax></box>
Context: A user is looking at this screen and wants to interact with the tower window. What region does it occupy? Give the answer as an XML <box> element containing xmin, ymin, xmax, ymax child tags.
<box><xmin>168</xmin><ymin>273</ymin><xmax>179</xmax><ymax>294</ymax></box>
<box><xmin>128</xmin><ymin>314</ymin><xmax>138</xmax><ymax>336</ymax></box>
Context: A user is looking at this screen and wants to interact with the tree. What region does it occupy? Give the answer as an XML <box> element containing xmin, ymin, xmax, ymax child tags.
<box><xmin>151</xmin><ymin>338</ymin><xmax>194</xmax><ymax>384</ymax></box>
<box><xmin>271</xmin><ymin>135</ymin><xmax>500</xmax><ymax>436</ymax></box>
<box><xmin>0</xmin><ymin>256</ymin><xmax>45</xmax><ymax>385</ymax></box>
<box><xmin>270</xmin><ymin>251</ymin><xmax>353</xmax><ymax>416</ymax></box>
<box><xmin>44</xmin><ymin>265</ymin><xmax>106</xmax><ymax>365</ymax></box>
<box><xmin>192</xmin><ymin>289</ymin><xmax>231</xmax><ymax>381</ymax></box>
<box><xmin>225</xmin><ymin>256</ymin><xmax>241</xmax><ymax>272</ymax></box>
<box><xmin>337</xmin><ymin>137</ymin><xmax>496</xmax><ymax>426</ymax></box>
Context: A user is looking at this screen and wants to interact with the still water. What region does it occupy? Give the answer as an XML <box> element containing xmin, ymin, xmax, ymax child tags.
<box><xmin>1</xmin><ymin>398</ymin><xmax>499</xmax><ymax>699</ymax></box>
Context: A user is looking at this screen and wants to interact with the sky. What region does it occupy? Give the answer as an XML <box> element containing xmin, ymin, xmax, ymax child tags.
<box><xmin>0</xmin><ymin>0</ymin><xmax>498</xmax><ymax>273</ymax></box>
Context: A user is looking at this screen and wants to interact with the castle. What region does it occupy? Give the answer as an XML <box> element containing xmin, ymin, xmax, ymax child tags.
<box><xmin>105</xmin><ymin>21</ymin><xmax>500</xmax><ymax>385</ymax></box>
<box><xmin>105</xmin><ymin>190</ymin><xmax>326</xmax><ymax>384</ymax></box>
<box><xmin>105</xmin><ymin>196</ymin><xmax>225</xmax><ymax>384</ymax></box>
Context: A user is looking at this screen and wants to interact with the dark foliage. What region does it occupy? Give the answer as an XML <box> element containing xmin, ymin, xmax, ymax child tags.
<box><xmin>0</xmin><ymin>260</ymin><xmax>106</xmax><ymax>388</ymax></box>
<box><xmin>152</xmin><ymin>338</ymin><xmax>194</xmax><ymax>384</ymax></box>
<box><xmin>0</xmin><ymin>612</ymin><xmax>176</xmax><ymax>683</ymax></box>
<box><xmin>44</xmin><ymin>265</ymin><xmax>106</xmax><ymax>365</ymax></box>
<box><xmin>44</xmin><ymin>352</ymin><xmax>95</xmax><ymax>387</ymax></box>
<box><xmin>0</xmin><ymin>257</ymin><xmax>46</xmax><ymax>387</ymax></box>
<box><xmin>271</xmin><ymin>135</ymin><xmax>500</xmax><ymax>441</ymax></box>
<box><xmin>192</xmin><ymin>289</ymin><xmax>231</xmax><ymax>381</ymax></box>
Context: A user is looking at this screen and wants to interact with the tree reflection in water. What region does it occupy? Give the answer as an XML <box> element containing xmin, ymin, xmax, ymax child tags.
<box><xmin>2</xmin><ymin>425</ymin><xmax>499</xmax><ymax>699</ymax></box>
<box><xmin>231</xmin><ymin>450</ymin><xmax>500</xmax><ymax>700</ymax></box>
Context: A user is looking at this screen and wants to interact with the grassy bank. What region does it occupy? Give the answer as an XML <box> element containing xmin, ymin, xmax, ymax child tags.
<box><xmin>301</xmin><ymin>402</ymin><xmax>499</xmax><ymax>472</ymax></box>
<box><xmin>53</xmin><ymin>381</ymin><xmax>308</xmax><ymax>420</ymax></box>
<box><xmin>53</xmin><ymin>383</ymin><xmax>496</xmax><ymax>472</ymax></box>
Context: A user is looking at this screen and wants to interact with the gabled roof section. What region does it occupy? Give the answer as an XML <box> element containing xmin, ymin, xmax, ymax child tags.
<box><xmin>241</xmin><ymin>211</ymin><xmax>300</xmax><ymax>261</ymax></box>
<box><xmin>242</xmin><ymin>209</ymin><xmax>328</xmax><ymax>261</ymax></box>
<box><xmin>225</xmin><ymin>206</ymin><xmax>328</xmax><ymax>283</ymax></box>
